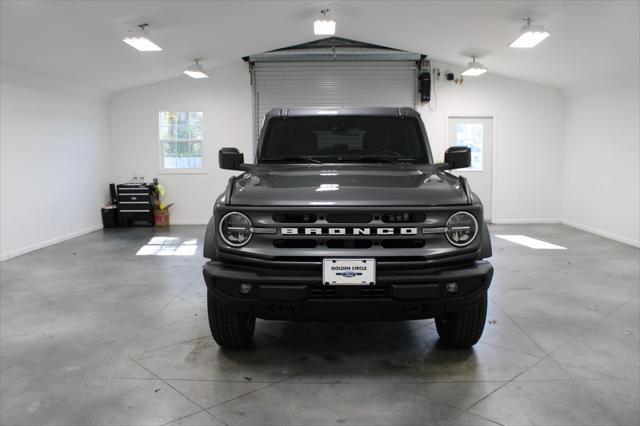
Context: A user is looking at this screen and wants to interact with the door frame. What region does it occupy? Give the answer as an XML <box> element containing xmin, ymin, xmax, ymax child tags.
<box><xmin>444</xmin><ymin>113</ymin><xmax>497</xmax><ymax>223</ymax></box>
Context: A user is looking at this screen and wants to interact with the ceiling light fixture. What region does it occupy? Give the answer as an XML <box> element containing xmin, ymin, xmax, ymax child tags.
<box><xmin>314</xmin><ymin>9</ymin><xmax>336</xmax><ymax>35</ymax></box>
<box><xmin>123</xmin><ymin>23</ymin><xmax>162</xmax><ymax>52</ymax></box>
<box><xmin>461</xmin><ymin>56</ymin><xmax>488</xmax><ymax>76</ymax></box>
<box><xmin>184</xmin><ymin>59</ymin><xmax>209</xmax><ymax>79</ymax></box>
<box><xmin>509</xmin><ymin>17</ymin><xmax>550</xmax><ymax>48</ymax></box>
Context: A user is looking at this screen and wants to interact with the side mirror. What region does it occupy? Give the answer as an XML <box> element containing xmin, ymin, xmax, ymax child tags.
<box><xmin>219</xmin><ymin>147</ymin><xmax>244</xmax><ymax>170</ymax></box>
<box><xmin>444</xmin><ymin>146</ymin><xmax>471</xmax><ymax>169</ymax></box>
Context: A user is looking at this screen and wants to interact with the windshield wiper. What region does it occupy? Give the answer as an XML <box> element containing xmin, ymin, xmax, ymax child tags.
<box><xmin>337</xmin><ymin>156</ymin><xmax>413</xmax><ymax>165</ymax></box>
<box><xmin>261</xmin><ymin>156</ymin><xmax>323</xmax><ymax>164</ymax></box>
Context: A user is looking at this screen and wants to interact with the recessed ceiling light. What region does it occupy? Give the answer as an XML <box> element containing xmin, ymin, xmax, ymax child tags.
<box><xmin>184</xmin><ymin>59</ymin><xmax>209</xmax><ymax>79</ymax></box>
<box><xmin>123</xmin><ymin>23</ymin><xmax>162</xmax><ymax>52</ymax></box>
<box><xmin>314</xmin><ymin>9</ymin><xmax>336</xmax><ymax>35</ymax></box>
<box><xmin>509</xmin><ymin>17</ymin><xmax>550</xmax><ymax>48</ymax></box>
<box><xmin>461</xmin><ymin>56</ymin><xmax>487</xmax><ymax>76</ymax></box>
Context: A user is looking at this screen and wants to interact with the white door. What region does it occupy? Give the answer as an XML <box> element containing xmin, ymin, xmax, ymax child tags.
<box><xmin>447</xmin><ymin>116</ymin><xmax>493</xmax><ymax>220</ymax></box>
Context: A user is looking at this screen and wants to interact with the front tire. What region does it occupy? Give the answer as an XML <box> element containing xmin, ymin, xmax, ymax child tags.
<box><xmin>435</xmin><ymin>291</ymin><xmax>487</xmax><ymax>349</ymax></box>
<box><xmin>207</xmin><ymin>290</ymin><xmax>255</xmax><ymax>349</ymax></box>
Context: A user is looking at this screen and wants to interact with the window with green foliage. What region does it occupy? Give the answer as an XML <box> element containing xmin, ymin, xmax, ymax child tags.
<box><xmin>159</xmin><ymin>111</ymin><xmax>203</xmax><ymax>169</ymax></box>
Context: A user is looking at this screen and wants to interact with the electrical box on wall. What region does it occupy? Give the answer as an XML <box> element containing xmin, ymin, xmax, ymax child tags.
<box><xmin>419</xmin><ymin>71</ymin><xmax>431</xmax><ymax>103</ymax></box>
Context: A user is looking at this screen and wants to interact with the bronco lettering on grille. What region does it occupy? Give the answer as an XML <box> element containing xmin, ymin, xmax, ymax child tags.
<box><xmin>281</xmin><ymin>227</ymin><xmax>418</xmax><ymax>235</ymax></box>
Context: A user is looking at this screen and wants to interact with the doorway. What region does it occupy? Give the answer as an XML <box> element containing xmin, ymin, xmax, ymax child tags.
<box><xmin>447</xmin><ymin>116</ymin><xmax>494</xmax><ymax>221</ymax></box>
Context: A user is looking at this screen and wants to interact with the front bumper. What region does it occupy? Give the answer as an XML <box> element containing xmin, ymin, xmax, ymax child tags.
<box><xmin>203</xmin><ymin>260</ymin><xmax>493</xmax><ymax>321</ymax></box>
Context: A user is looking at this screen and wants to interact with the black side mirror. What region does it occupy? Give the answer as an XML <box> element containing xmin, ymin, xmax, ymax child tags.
<box><xmin>444</xmin><ymin>146</ymin><xmax>471</xmax><ymax>169</ymax></box>
<box><xmin>219</xmin><ymin>148</ymin><xmax>244</xmax><ymax>170</ymax></box>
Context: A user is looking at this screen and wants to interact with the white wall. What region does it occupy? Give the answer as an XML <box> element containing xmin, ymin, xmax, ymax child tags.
<box><xmin>0</xmin><ymin>75</ymin><xmax>110</xmax><ymax>260</ymax></box>
<box><xmin>108</xmin><ymin>61</ymin><xmax>253</xmax><ymax>224</ymax></box>
<box><xmin>109</xmin><ymin>60</ymin><xmax>564</xmax><ymax>225</ymax></box>
<box><xmin>417</xmin><ymin>62</ymin><xmax>565</xmax><ymax>223</ymax></box>
<box><xmin>562</xmin><ymin>79</ymin><xmax>640</xmax><ymax>247</ymax></box>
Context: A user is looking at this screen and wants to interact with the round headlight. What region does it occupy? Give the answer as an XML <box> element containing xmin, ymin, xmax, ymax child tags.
<box><xmin>219</xmin><ymin>212</ymin><xmax>252</xmax><ymax>247</ymax></box>
<box><xmin>445</xmin><ymin>211</ymin><xmax>479</xmax><ymax>247</ymax></box>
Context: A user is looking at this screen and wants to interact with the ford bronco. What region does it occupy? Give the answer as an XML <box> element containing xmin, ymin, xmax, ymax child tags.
<box><xmin>203</xmin><ymin>107</ymin><xmax>493</xmax><ymax>349</ymax></box>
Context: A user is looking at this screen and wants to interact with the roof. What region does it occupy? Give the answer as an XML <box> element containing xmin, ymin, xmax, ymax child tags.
<box><xmin>244</xmin><ymin>37</ymin><xmax>423</xmax><ymax>62</ymax></box>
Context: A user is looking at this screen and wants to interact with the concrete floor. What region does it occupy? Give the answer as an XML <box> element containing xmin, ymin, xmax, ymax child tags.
<box><xmin>1</xmin><ymin>224</ymin><xmax>638</xmax><ymax>426</ymax></box>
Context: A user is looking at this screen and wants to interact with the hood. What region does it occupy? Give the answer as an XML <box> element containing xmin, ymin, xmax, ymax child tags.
<box><xmin>226</xmin><ymin>164</ymin><xmax>469</xmax><ymax>207</ymax></box>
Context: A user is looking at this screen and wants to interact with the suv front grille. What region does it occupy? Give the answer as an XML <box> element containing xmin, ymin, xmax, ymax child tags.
<box><xmin>266</xmin><ymin>209</ymin><xmax>444</xmax><ymax>251</ymax></box>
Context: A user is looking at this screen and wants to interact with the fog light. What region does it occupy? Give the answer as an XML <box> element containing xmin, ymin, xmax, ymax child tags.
<box><xmin>445</xmin><ymin>282</ymin><xmax>458</xmax><ymax>293</ymax></box>
<box><xmin>239</xmin><ymin>283</ymin><xmax>252</xmax><ymax>295</ymax></box>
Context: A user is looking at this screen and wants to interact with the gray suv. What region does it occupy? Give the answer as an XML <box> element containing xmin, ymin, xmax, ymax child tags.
<box><xmin>203</xmin><ymin>107</ymin><xmax>493</xmax><ymax>349</ymax></box>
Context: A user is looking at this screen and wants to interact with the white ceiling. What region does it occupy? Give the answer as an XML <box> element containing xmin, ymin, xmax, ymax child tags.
<box><xmin>1</xmin><ymin>0</ymin><xmax>638</xmax><ymax>93</ymax></box>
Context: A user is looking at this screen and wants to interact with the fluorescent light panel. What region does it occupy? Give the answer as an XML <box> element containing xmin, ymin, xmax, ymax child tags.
<box><xmin>461</xmin><ymin>58</ymin><xmax>487</xmax><ymax>76</ymax></box>
<box><xmin>314</xmin><ymin>19</ymin><xmax>336</xmax><ymax>35</ymax></box>
<box><xmin>184</xmin><ymin>70</ymin><xmax>209</xmax><ymax>79</ymax></box>
<box><xmin>510</xmin><ymin>29</ymin><xmax>550</xmax><ymax>48</ymax></box>
<box><xmin>123</xmin><ymin>36</ymin><xmax>162</xmax><ymax>52</ymax></box>
<box><xmin>184</xmin><ymin>60</ymin><xmax>209</xmax><ymax>79</ymax></box>
<box><xmin>495</xmin><ymin>234</ymin><xmax>566</xmax><ymax>250</ymax></box>
<box><xmin>461</xmin><ymin>67</ymin><xmax>487</xmax><ymax>76</ymax></box>
<box><xmin>510</xmin><ymin>19</ymin><xmax>550</xmax><ymax>48</ymax></box>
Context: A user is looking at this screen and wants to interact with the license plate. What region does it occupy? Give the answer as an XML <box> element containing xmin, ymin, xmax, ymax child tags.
<box><xmin>323</xmin><ymin>258</ymin><xmax>376</xmax><ymax>285</ymax></box>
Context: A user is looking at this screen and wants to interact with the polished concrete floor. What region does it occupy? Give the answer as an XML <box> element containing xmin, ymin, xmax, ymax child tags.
<box><xmin>1</xmin><ymin>224</ymin><xmax>638</xmax><ymax>426</ymax></box>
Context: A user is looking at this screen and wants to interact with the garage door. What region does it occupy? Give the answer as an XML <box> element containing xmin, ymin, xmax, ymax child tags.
<box><xmin>252</xmin><ymin>61</ymin><xmax>418</xmax><ymax>141</ymax></box>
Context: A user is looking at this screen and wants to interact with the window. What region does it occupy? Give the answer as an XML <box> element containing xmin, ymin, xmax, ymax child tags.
<box><xmin>260</xmin><ymin>116</ymin><xmax>428</xmax><ymax>162</ymax></box>
<box><xmin>159</xmin><ymin>111</ymin><xmax>203</xmax><ymax>170</ymax></box>
<box><xmin>454</xmin><ymin>123</ymin><xmax>483</xmax><ymax>171</ymax></box>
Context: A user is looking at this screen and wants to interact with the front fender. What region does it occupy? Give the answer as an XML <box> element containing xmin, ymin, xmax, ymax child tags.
<box><xmin>203</xmin><ymin>216</ymin><xmax>218</xmax><ymax>260</ymax></box>
<box><xmin>480</xmin><ymin>222</ymin><xmax>492</xmax><ymax>259</ymax></box>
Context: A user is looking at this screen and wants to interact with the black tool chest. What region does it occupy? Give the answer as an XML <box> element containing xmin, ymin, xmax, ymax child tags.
<box><xmin>117</xmin><ymin>184</ymin><xmax>155</xmax><ymax>226</ymax></box>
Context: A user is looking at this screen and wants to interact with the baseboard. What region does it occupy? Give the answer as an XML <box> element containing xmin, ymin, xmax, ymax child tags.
<box><xmin>0</xmin><ymin>224</ymin><xmax>103</xmax><ymax>261</ymax></box>
<box><xmin>490</xmin><ymin>218</ymin><xmax>561</xmax><ymax>224</ymax></box>
<box><xmin>170</xmin><ymin>220</ymin><xmax>209</xmax><ymax>225</ymax></box>
<box><xmin>561</xmin><ymin>220</ymin><xmax>640</xmax><ymax>248</ymax></box>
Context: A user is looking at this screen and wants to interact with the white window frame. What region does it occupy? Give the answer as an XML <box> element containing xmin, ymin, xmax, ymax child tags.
<box><xmin>444</xmin><ymin>113</ymin><xmax>498</xmax><ymax>222</ymax></box>
<box><xmin>452</xmin><ymin>121</ymin><xmax>485</xmax><ymax>172</ymax></box>
<box><xmin>157</xmin><ymin>108</ymin><xmax>207</xmax><ymax>174</ymax></box>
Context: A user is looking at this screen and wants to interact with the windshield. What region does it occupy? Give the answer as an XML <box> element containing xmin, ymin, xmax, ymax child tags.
<box><xmin>259</xmin><ymin>116</ymin><xmax>429</xmax><ymax>164</ymax></box>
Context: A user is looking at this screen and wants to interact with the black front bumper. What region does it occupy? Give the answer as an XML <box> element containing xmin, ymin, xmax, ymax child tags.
<box><xmin>203</xmin><ymin>260</ymin><xmax>493</xmax><ymax>321</ymax></box>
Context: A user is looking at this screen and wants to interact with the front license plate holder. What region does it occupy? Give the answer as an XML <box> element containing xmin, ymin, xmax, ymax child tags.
<box><xmin>322</xmin><ymin>258</ymin><xmax>376</xmax><ymax>285</ymax></box>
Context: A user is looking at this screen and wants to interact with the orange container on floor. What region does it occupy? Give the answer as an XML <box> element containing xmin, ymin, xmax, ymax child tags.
<box><xmin>154</xmin><ymin>203</ymin><xmax>174</xmax><ymax>227</ymax></box>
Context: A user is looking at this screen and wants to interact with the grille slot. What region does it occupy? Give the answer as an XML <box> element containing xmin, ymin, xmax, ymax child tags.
<box><xmin>309</xmin><ymin>286</ymin><xmax>388</xmax><ymax>298</ymax></box>
<box><xmin>273</xmin><ymin>213</ymin><xmax>317</xmax><ymax>223</ymax></box>
<box><xmin>309</xmin><ymin>287</ymin><xmax>336</xmax><ymax>298</ymax></box>
<box><xmin>381</xmin><ymin>239</ymin><xmax>426</xmax><ymax>249</ymax></box>
<box><xmin>325</xmin><ymin>239</ymin><xmax>373</xmax><ymax>249</ymax></box>
<box><xmin>326</xmin><ymin>213</ymin><xmax>373</xmax><ymax>223</ymax></box>
<box><xmin>382</xmin><ymin>212</ymin><xmax>427</xmax><ymax>223</ymax></box>
<box><xmin>360</xmin><ymin>287</ymin><xmax>389</xmax><ymax>297</ymax></box>
<box><xmin>273</xmin><ymin>239</ymin><xmax>317</xmax><ymax>249</ymax></box>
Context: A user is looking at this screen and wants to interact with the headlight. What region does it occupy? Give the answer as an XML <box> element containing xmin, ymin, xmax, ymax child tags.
<box><xmin>445</xmin><ymin>211</ymin><xmax>479</xmax><ymax>247</ymax></box>
<box><xmin>219</xmin><ymin>212</ymin><xmax>252</xmax><ymax>247</ymax></box>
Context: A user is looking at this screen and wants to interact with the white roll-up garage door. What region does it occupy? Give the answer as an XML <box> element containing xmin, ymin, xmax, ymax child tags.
<box><xmin>251</xmin><ymin>60</ymin><xmax>418</xmax><ymax>141</ymax></box>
